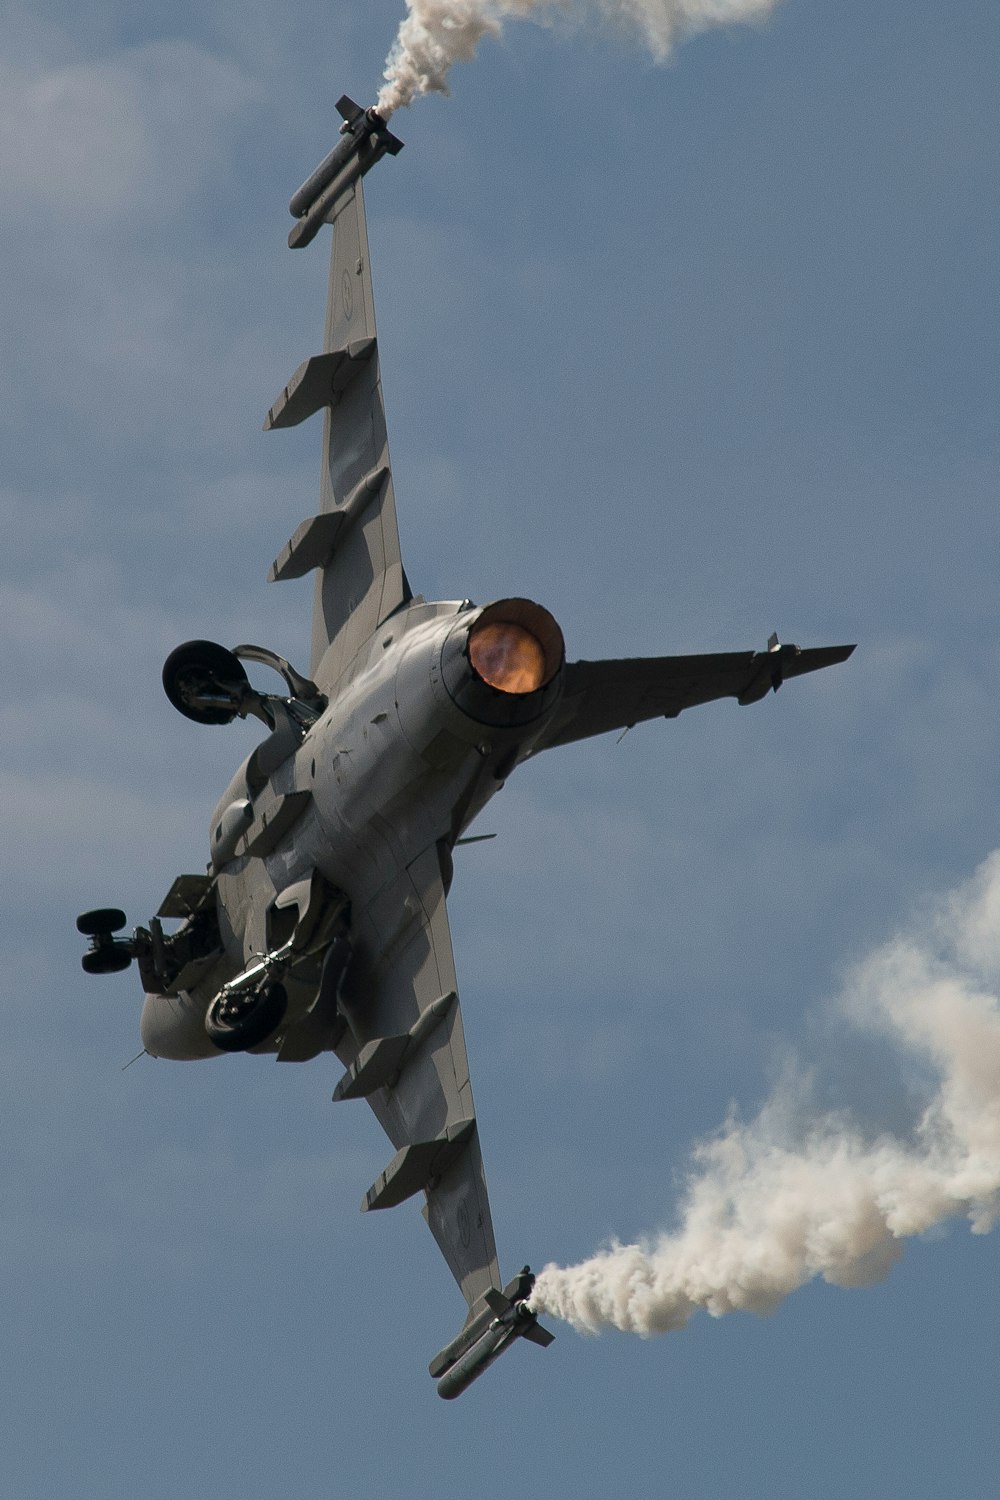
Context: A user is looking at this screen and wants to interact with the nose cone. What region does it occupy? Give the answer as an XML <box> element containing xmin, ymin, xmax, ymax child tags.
<box><xmin>140</xmin><ymin>992</ymin><xmax>220</xmax><ymax>1061</ymax></box>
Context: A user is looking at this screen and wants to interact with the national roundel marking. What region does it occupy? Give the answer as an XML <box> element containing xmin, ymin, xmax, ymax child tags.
<box><xmin>457</xmin><ymin>1199</ymin><xmax>472</xmax><ymax>1249</ymax></box>
<box><xmin>341</xmin><ymin>269</ymin><xmax>354</xmax><ymax>323</ymax></box>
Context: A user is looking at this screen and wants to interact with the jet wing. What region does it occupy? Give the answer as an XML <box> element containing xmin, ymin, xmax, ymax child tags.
<box><xmin>266</xmin><ymin>177</ymin><xmax>410</xmax><ymax>685</ymax></box>
<box><xmin>332</xmin><ymin>843</ymin><xmax>502</xmax><ymax>1314</ymax></box>
<box><xmin>535</xmin><ymin>640</ymin><xmax>855</xmax><ymax>752</ymax></box>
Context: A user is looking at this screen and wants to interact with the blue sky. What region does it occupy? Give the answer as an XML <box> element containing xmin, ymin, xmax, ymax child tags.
<box><xmin>2</xmin><ymin>1</ymin><xmax>999</xmax><ymax>1494</ymax></box>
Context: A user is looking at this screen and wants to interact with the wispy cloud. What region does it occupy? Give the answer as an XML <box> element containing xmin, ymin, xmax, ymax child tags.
<box><xmin>0</xmin><ymin>40</ymin><xmax>256</xmax><ymax>225</ymax></box>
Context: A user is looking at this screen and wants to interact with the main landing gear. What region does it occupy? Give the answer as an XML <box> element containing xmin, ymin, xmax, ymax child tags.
<box><xmin>201</xmin><ymin>929</ymin><xmax>351</xmax><ymax>1054</ymax></box>
<box><xmin>204</xmin><ymin>980</ymin><xmax>289</xmax><ymax>1053</ymax></box>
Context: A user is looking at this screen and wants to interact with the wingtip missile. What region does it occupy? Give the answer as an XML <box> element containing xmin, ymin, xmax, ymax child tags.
<box><xmin>430</xmin><ymin>1267</ymin><xmax>554</xmax><ymax>1400</ymax></box>
<box><xmin>288</xmin><ymin>94</ymin><xmax>403</xmax><ymax>250</ymax></box>
<box><xmin>738</xmin><ymin>636</ymin><xmax>857</xmax><ymax>705</ymax></box>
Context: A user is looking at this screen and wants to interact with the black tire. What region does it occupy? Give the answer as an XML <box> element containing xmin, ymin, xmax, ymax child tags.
<box><xmin>205</xmin><ymin>980</ymin><xmax>287</xmax><ymax>1053</ymax></box>
<box><xmin>82</xmin><ymin>945</ymin><xmax>133</xmax><ymax>974</ymax></box>
<box><xmin>76</xmin><ymin>908</ymin><xmax>127</xmax><ymax>936</ymax></box>
<box><xmin>162</xmin><ymin>639</ymin><xmax>250</xmax><ymax>726</ymax></box>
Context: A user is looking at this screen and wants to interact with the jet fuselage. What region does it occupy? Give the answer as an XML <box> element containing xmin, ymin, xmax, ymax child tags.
<box><xmin>139</xmin><ymin>596</ymin><xmax>565</xmax><ymax>1061</ymax></box>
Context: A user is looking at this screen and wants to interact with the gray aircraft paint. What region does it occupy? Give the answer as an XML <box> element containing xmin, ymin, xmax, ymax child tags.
<box><xmin>79</xmin><ymin>102</ymin><xmax>853</xmax><ymax>1397</ymax></box>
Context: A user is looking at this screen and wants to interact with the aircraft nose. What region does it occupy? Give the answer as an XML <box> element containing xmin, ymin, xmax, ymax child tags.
<box><xmin>140</xmin><ymin>992</ymin><xmax>219</xmax><ymax>1061</ymax></box>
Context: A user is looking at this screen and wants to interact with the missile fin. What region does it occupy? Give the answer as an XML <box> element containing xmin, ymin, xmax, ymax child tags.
<box><xmin>428</xmin><ymin>1265</ymin><xmax>555</xmax><ymax>1397</ymax></box>
<box><xmin>335</xmin><ymin>95</ymin><xmax>366</xmax><ymax>125</ymax></box>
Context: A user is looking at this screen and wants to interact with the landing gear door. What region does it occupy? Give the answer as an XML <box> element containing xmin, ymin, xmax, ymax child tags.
<box><xmin>269</xmin><ymin>869</ymin><xmax>346</xmax><ymax>954</ymax></box>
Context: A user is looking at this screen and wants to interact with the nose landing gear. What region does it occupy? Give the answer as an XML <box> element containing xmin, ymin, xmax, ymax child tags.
<box><xmin>76</xmin><ymin>909</ymin><xmax>135</xmax><ymax>974</ymax></box>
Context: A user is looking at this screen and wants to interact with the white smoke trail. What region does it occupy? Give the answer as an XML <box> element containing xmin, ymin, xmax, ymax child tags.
<box><xmin>377</xmin><ymin>0</ymin><xmax>787</xmax><ymax>117</ymax></box>
<box><xmin>529</xmin><ymin>851</ymin><xmax>1000</xmax><ymax>1335</ymax></box>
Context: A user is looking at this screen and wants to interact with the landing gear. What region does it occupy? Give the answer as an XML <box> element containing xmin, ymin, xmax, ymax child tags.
<box><xmin>77</xmin><ymin>908</ymin><xmax>127</xmax><ymax>935</ymax></box>
<box><xmin>161</xmin><ymin>639</ymin><xmax>326</xmax><ymax>731</ymax></box>
<box><xmin>162</xmin><ymin>640</ymin><xmax>252</xmax><ymax>726</ymax></box>
<box><xmin>76</xmin><ymin>909</ymin><xmax>134</xmax><ymax>974</ymax></box>
<box><xmin>205</xmin><ymin>980</ymin><xmax>288</xmax><ymax>1052</ymax></box>
<box><xmin>201</xmin><ymin>915</ymin><xmax>351</xmax><ymax>1055</ymax></box>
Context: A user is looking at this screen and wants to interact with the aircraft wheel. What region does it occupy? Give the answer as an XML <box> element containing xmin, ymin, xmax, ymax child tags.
<box><xmin>81</xmin><ymin>945</ymin><xmax>133</xmax><ymax>974</ymax></box>
<box><xmin>162</xmin><ymin>640</ymin><xmax>250</xmax><ymax>726</ymax></box>
<box><xmin>77</xmin><ymin>908</ymin><xmax>127</xmax><ymax>936</ymax></box>
<box><xmin>205</xmin><ymin>981</ymin><xmax>287</xmax><ymax>1053</ymax></box>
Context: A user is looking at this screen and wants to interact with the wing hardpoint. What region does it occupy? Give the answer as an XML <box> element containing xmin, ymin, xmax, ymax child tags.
<box><xmin>266</xmin><ymin>178</ymin><xmax>409</xmax><ymax>682</ymax></box>
<box><xmin>333</xmin><ymin>845</ymin><xmax>502</xmax><ymax>1313</ymax></box>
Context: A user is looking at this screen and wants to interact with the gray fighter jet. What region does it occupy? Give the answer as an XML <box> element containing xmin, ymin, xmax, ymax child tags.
<box><xmin>77</xmin><ymin>98</ymin><xmax>854</xmax><ymax>1398</ymax></box>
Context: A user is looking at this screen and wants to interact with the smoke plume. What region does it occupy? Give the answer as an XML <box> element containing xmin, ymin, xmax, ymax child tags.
<box><xmin>377</xmin><ymin>0</ymin><xmax>787</xmax><ymax>117</ymax></box>
<box><xmin>529</xmin><ymin>851</ymin><xmax>1000</xmax><ymax>1335</ymax></box>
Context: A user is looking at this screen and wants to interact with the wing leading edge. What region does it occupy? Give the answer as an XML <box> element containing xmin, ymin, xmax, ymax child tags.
<box><xmin>266</xmin><ymin>177</ymin><xmax>410</xmax><ymax>685</ymax></box>
<box><xmin>271</xmin><ymin>120</ymin><xmax>502</xmax><ymax>1325</ymax></box>
<box><xmin>333</xmin><ymin>844</ymin><xmax>502</xmax><ymax>1314</ymax></box>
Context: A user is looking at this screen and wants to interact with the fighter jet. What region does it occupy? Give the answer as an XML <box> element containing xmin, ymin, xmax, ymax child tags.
<box><xmin>77</xmin><ymin>97</ymin><xmax>854</xmax><ymax>1398</ymax></box>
